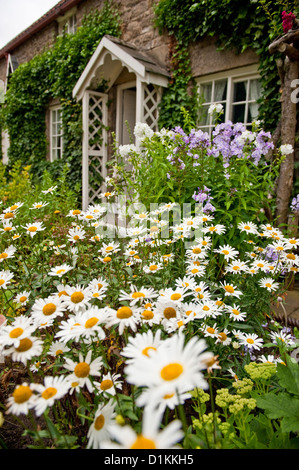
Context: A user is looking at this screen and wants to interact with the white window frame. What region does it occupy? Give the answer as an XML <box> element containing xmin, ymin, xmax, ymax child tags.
<box><xmin>57</xmin><ymin>7</ymin><xmax>77</xmax><ymax>35</ymax></box>
<box><xmin>50</xmin><ymin>106</ymin><xmax>63</xmax><ymax>162</ymax></box>
<box><xmin>196</xmin><ymin>65</ymin><xmax>261</xmax><ymax>134</ymax></box>
<box><xmin>116</xmin><ymin>80</ymin><xmax>137</xmax><ymax>146</ymax></box>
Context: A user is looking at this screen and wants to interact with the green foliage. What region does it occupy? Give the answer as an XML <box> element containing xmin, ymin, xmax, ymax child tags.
<box><xmin>154</xmin><ymin>0</ymin><xmax>299</xmax><ymax>132</ymax></box>
<box><xmin>1</xmin><ymin>1</ymin><xmax>121</xmax><ymax>199</ymax></box>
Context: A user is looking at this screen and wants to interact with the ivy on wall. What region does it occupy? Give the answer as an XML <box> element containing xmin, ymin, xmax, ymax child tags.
<box><xmin>1</xmin><ymin>0</ymin><xmax>121</xmax><ymax>196</ymax></box>
<box><xmin>154</xmin><ymin>0</ymin><xmax>298</xmax><ymax>133</ymax></box>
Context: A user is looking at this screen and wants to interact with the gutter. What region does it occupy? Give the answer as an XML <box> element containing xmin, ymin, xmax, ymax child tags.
<box><xmin>0</xmin><ymin>0</ymin><xmax>83</xmax><ymax>60</ymax></box>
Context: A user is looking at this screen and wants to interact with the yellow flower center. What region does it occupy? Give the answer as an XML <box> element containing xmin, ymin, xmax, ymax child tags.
<box><xmin>287</xmin><ymin>253</ymin><xmax>295</xmax><ymax>260</ymax></box>
<box><xmin>191</xmin><ymin>268</ymin><xmax>199</xmax><ymax>274</ymax></box>
<box><xmin>15</xmin><ymin>338</ymin><xmax>33</xmax><ymax>352</ymax></box>
<box><xmin>19</xmin><ymin>295</ymin><xmax>27</xmax><ymax>302</ymax></box>
<box><xmin>132</xmin><ymin>292</ymin><xmax>145</xmax><ymax>299</ymax></box>
<box><xmin>58</xmin><ymin>290</ymin><xmax>68</xmax><ymax>297</ymax></box>
<box><xmin>28</xmin><ymin>226</ymin><xmax>37</xmax><ymax>232</ymax></box>
<box><xmin>141</xmin><ymin>310</ymin><xmax>154</xmax><ymax>320</ymax></box>
<box><xmin>192</xmin><ymin>247</ymin><xmax>202</xmax><ymax>254</ymax></box>
<box><xmin>170</xmin><ymin>293</ymin><xmax>182</xmax><ymax>301</ymax></box>
<box><xmin>142</xmin><ymin>346</ymin><xmax>157</xmax><ymax>357</ymax></box>
<box><xmin>10</xmin><ymin>205</ymin><xmax>18</xmax><ymax>211</ymax></box>
<box><xmin>232</xmin><ymin>309</ymin><xmax>240</xmax><ymax>315</ymax></box>
<box><xmin>70</xmin><ymin>292</ymin><xmax>84</xmax><ymax>304</ymax></box>
<box><xmin>0</xmin><ymin>253</ymin><xmax>8</xmax><ymax>259</ymax></box>
<box><xmin>164</xmin><ymin>393</ymin><xmax>175</xmax><ymax>399</ymax></box>
<box><xmin>42</xmin><ymin>303</ymin><xmax>57</xmax><ymax>316</ymax></box>
<box><xmin>13</xmin><ymin>385</ymin><xmax>32</xmax><ymax>404</ymax></box>
<box><xmin>55</xmin><ymin>349</ymin><xmax>63</xmax><ymax>356</ymax></box>
<box><xmin>56</xmin><ymin>269</ymin><xmax>66</xmax><ymax>274</ymax></box>
<box><xmin>4</xmin><ymin>212</ymin><xmax>14</xmax><ymax>219</ymax></box>
<box><xmin>100</xmin><ymin>379</ymin><xmax>113</xmax><ymax>391</ymax></box>
<box><xmin>246</xmin><ymin>338</ymin><xmax>255</xmax><ymax>344</ymax></box>
<box><xmin>265</xmin><ymin>283</ymin><xmax>272</xmax><ymax>288</ymax></box>
<box><xmin>0</xmin><ymin>279</ymin><xmax>5</xmax><ymax>286</ymax></box>
<box><xmin>105</xmin><ymin>246</ymin><xmax>113</xmax><ymax>252</ymax></box>
<box><xmin>9</xmin><ymin>327</ymin><xmax>24</xmax><ymax>338</ymax></box>
<box><xmin>131</xmin><ymin>435</ymin><xmax>156</xmax><ymax>449</ymax></box>
<box><xmin>42</xmin><ymin>387</ymin><xmax>57</xmax><ymax>400</ymax></box>
<box><xmin>94</xmin><ymin>414</ymin><xmax>105</xmax><ymax>430</ymax></box>
<box><xmin>104</xmin><ymin>192</ymin><xmax>111</xmax><ymax>197</ymax></box>
<box><xmin>233</xmin><ymin>266</ymin><xmax>240</xmax><ymax>270</ymax></box>
<box><xmin>218</xmin><ymin>332</ymin><xmax>227</xmax><ymax>342</ymax></box>
<box><xmin>73</xmin><ymin>235</ymin><xmax>80</xmax><ymax>240</ymax></box>
<box><xmin>207</xmin><ymin>327</ymin><xmax>215</xmax><ymax>334</ymax></box>
<box><xmin>244</xmin><ymin>225</ymin><xmax>251</xmax><ymax>230</ymax></box>
<box><xmin>116</xmin><ymin>306</ymin><xmax>133</xmax><ymax>319</ymax></box>
<box><xmin>74</xmin><ymin>362</ymin><xmax>90</xmax><ymax>378</ymax></box>
<box><xmin>4</xmin><ymin>227</ymin><xmax>12</xmax><ymax>231</ymax></box>
<box><xmin>224</xmin><ymin>285</ymin><xmax>235</xmax><ymax>293</ymax></box>
<box><xmin>222</xmin><ymin>250</ymin><xmax>229</xmax><ymax>255</ymax></box>
<box><xmin>85</xmin><ymin>317</ymin><xmax>99</xmax><ymax>329</ymax></box>
<box><xmin>160</xmin><ymin>363</ymin><xmax>183</xmax><ymax>381</ymax></box>
<box><xmin>149</xmin><ymin>264</ymin><xmax>158</xmax><ymax>271</ymax></box>
<box><xmin>103</xmin><ymin>256</ymin><xmax>112</xmax><ymax>263</ymax></box>
<box><xmin>163</xmin><ymin>307</ymin><xmax>176</xmax><ymax>319</ymax></box>
<box><xmin>202</xmin><ymin>305</ymin><xmax>210</xmax><ymax>311</ymax></box>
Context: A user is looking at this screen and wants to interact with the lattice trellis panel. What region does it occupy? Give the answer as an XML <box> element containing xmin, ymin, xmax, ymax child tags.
<box><xmin>142</xmin><ymin>83</ymin><xmax>162</xmax><ymax>131</ymax></box>
<box><xmin>82</xmin><ymin>90</ymin><xmax>108</xmax><ymax>209</ymax></box>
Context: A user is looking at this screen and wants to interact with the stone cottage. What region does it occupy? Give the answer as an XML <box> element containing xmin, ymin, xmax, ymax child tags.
<box><xmin>0</xmin><ymin>0</ymin><xmax>261</xmax><ymax>209</ymax></box>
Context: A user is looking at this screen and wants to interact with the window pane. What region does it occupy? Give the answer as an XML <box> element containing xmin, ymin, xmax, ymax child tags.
<box><xmin>232</xmin><ymin>103</ymin><xmax>245</xmax><ymax>123</ymax></box>
<box><xmin>200</xmin><ymin>83</ymin><xmax>212</xmax><ymax>102</ymax></box>
<box><xmin>233</xmin><ymin>81</ymin><xmax>247</xmax><ymax>102</ymax></box>
<box><xmin>249</xmin><ymin>79</ymin><xmax>261</xmax><ymax>101</ymax></box>
<box><xmin>214</xmin><ymin>79</ymin><xmax>227</xmax><ymax>102</ymax></box>
<box><xmin>198</xmin><ymin>105</ymin><xmax>210</xmax><ymax>126</ymax></box>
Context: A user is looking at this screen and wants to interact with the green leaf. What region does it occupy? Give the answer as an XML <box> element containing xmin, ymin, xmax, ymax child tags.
<box><xmin>276</xmin><ymin>356</ymin><xmax>299</xmax><ymax>396</ymax></box>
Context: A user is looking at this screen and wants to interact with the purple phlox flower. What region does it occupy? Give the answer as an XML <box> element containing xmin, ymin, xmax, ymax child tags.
<box><xmin>290</xmin><ymin>194</ymin><xmax>299</xmax><ymax>212</ymax></box>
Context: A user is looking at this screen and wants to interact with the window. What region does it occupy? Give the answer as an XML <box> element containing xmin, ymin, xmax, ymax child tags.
<box><xmin>197</xmin><ymin>67</ymin><xmax>261</xmax><ymax>134</ymax></box>
<box><xmin>65</xmin><ymin>14</ymin><xmax>77</xmax><ymax>35</ymax></box>
<box><xmin>50</xmin><ymin>107</ymin><xmax>63</xmax><ymax>161</ymax></box>
<box><xmin>57</xmin><ymin>8</ymin><xmax>77</xmax><ymax>35</ymax></box>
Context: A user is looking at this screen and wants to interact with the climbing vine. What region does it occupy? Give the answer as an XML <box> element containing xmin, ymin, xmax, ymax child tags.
<box><xmin>154</xmin><ymin>0</ymin><xmax>298</xmax><ymax>132</ymax></box>
<box><xmin>1</xmin><ymin>0</ymin><xmax>121</xmax><ymax>195</ymax></box>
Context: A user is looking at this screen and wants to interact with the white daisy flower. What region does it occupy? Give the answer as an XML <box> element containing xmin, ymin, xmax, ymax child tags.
<box><xmin>22</xmin><ymin>222</ymin><xmax>45</xmax><ymax>237</ymax></box>
<box><xmin>14</xmin><ymin>291</ymin><xmax>31</xmax><ymax>305</ymax></box>
<box><xmin>6</xmin><ymin>382</ymin><xmax>36</xmax><ymax>416</ymax></box>
<box><xmin>225</xmin><ymin>259</ymin><xmax>249</xmax><ymax>274</ymax></box>
<box><xmin>67</xmin><ymin>226</ymin><xmax>86</xmax><ymax>243</ymax></box>
<box><xmin>0</xmin><ymin>315</ymin><xmax>36</xmax><ymax>348</ymax></box>
<box><xmin>64</xmin><ymin>307</ymin><xmax>107</xmax><ymax>342</ymax></box>
<box><xmin>41</xmin><ymin>185</ymin><xmax>57</xmax><ymax>194</ymax></box>
<box><xmin>202</xmin><ymin>224</ymin><xmax>226</xmax><ymax>235</ymax></box>
<box><xmin>269</xmin><ymin>330</ymin><xmax>296</xmax><ymax>347</ymax></box>
<box><xmin>214</xmin><ymin>244</ymin><xmax>239</xmax><ymax>261</ymax></box>
<box><xmin>226</xmin><ymin>304</ymin><xmax>247</xmax><ymax>322</ymax></box>
<box><xmin>216</xmin><ymin>329</ymin><xmax>231</xmax><ymax>346</ymax></box>
<box><xmin>220</xmin><ymin>281</ymin><xmax>242</xmax><ymax>298</ymax></box>
<box><xmin>118</xmin><ymin>285</ymin><xmax>159</xmax><ymax>305</ymax></box>
<box><xmin>63</xmin><ymin>285</ymin><xmax>93</xmax><ymax>312</ymax></box>
<box><xmin>48</xmin><ymin>264</ymin><xmax>73</xmax><ymax>278</ymax></box>
<box><xmin>30</xmin><ymin>201</ymin><xmax>49</xmax><ymax>210</ymax></box>
<box><xmin>0</xmin><ymin>270</ymin><xmax>14</xmax><ymax>289</ymax></box>
<box><xmin>105</xmin><ymin>305</ymin><xmax>141</xmax><ymax>335</ymax></box>
<box><xmin>143</xmin><ymin>262</ymin><xmax>163</xmax><ymax>274</ymax></box>
<box><xmin>158</xmin><ymin>287</ymin><xmax>188</xmax><ymax>304</ymax></box>
<box><xmin>94</xmin><ymin>372</ymin><xmax>122</xmax><ymax>396</ymax></box>
<box><xmin>87</xmin><ymin>399</ymin><xmax>116</xmax><ymax>449</ymax></box>
<box><xmin>30</xmin><ymin>296</ymin><xmax>66</xmax><ymax>326</ymax></box>
<box><xmin>0</xmin><ymin>220</ymin><xmax>16</xmax><ymax>233</ymax></box>
<box><xmin>3</xmin><ymin>335</ymin><xmax>43</xmax><ymax>365</ymax></box>
<box><xmin>125</xmin><ymin>333</ymin><xmax>213</xmax><ymax>395</ymax></box>
<box><xmin>121</xmin><ymin>329</ymin><xmax>163</xmax><ymax>364</ymax></box>
<box><xmin>48</xmin><ymin>341</ymin><xmax>70</xmax><ymax>358</ymax></box>
<box><xmin>203</xmin><ymin>323</ymin><xmax>219</xmax><ymax>339</ymax></box>
<box><xmin>0</xmin><ymin>245</ymin><xmax>17</xmax><ymax>262</ymax></box>
<box><xmin>63</xmin><ymin>350</ymin><xmax>103</xmax><ymax>393</ymax></box>
<box><xmin>101</xmin><ymin>407</ymin><xmax>183</xmax><ymax>449</ymax></box>
<box><xmin>237</xmin><ymin>221</ymin><xmax>258</xmax><ymax>234</ymax></box>
<box><xmin>239</xmin><ymin>333</ymin><xmax>264</xmax><ymax>350</ymax></box>
<box><xmin>136</xmin><ymin>386</ymin><xmax>191</xmax><ymax>415</ymax></box>
<box><xmin>32</xmin><ymin>375</ymin><xmax>70</xmax><ymax>416</ymax></box>
<box><xmin>258</xmin><ymin>277</ymin><xmax>280</xmax><ymax>292</ymax></box>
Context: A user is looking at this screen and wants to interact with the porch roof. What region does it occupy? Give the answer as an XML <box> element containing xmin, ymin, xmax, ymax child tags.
<box><xmin>73</xmin><ymin>35</ymin><xmax>170</xmax><ymax>100</ymax></box>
